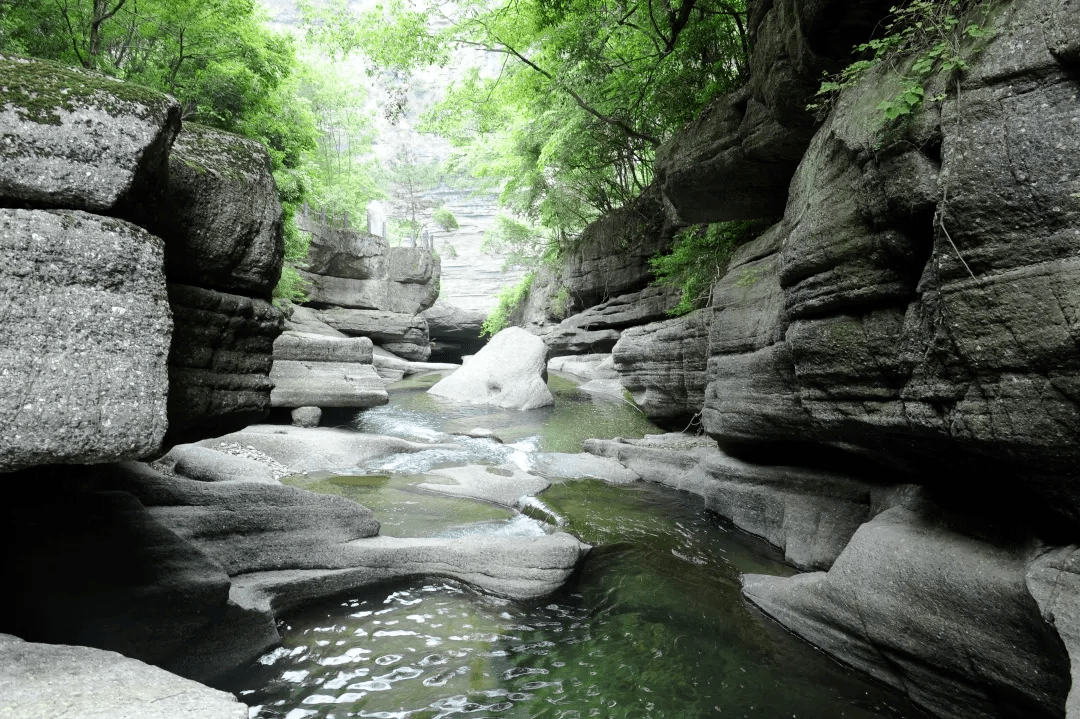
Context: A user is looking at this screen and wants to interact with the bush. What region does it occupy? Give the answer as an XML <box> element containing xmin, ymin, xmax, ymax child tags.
<box><xmin>650</xmin><ymin>221</ymin><xmax>762</xmax><ymax>316</ymax></box>
<box><xmin>482</xmin><ymin>272</ymin><xmax>535</xmax><ymax>338</ymax></box>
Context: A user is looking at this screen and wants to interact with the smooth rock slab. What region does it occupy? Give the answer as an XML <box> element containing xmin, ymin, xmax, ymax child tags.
<box><xmin>318</xmin><ymin>307</ymin><xmax>431</xmax><ymax>361</ymax></box>
<box><xmin>0</xmin><ymin>634</ymin><xmax>247</xmax><ymax>719</ymax></box>
<box><xmin>0</xmin><ymin>209</ymin><xmax>171</xmax><ymax>471</ymax></box>
<box><xmin>274</xmin><ymin>331</ymin><xmax>373</xmax><ymax>363</ymax></box>
<box><xmin>198</xmin><ymin>425</ymin><xmax>459</xmax><ymax>474</ymax></box>
<box><xmin>269</xmin><ymin>360</ymin><xmax>389</xmax><ymax>409</ymax></box>
<box><xmin>0</xmin><ymin>53</ymin><xmax>180</xmax><ymax>216</ymax></box>
<box><xmin>531</xmin><ymin>453</ymin><xmax>641</xmax><ymax>484</ymax></box>
<box><xmin>162</xmin><ymin>444</ymin><xmax>278</xmax><ymax>484</ymax></box>
<box><xmin>429</xmin><ymin>326</ymin><xmax>553</xmax><ymax>410</ymax></box>
<box><xmin>421</xmin><ymin>464</ymin><xmax>552</xmax><ymax>507</ymax></box>
<box><xmin>743</xmin><ymin>504</ymin><xmax>1071</xmax><ymax>719</ymax></box>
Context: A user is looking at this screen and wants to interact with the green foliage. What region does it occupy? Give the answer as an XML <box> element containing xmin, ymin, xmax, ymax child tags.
<box><xmin>433</xmin><ymin>207</ymin><xmax>459</xmax><ymax>232</ymax></box>
<box><xmin>809</xmin><ymin>0</ymin><xmax>993</xmax><ymax>122</ymax></box>
<box><xmin>650</xmin><ymin>221</ymin><xmax>762</xmax><ymax>316</ymax></box>
<box><xmin>481</xmin><ymin>214</ymin><xmax>550</xmax><ymax>271</ymax></box>
<box><xmin>482</xmin><ymin>272</ymin><xmax>535</xmax><ymax>338</ymax></box>
<box><xmin>550</xmin><ymin>286</ymin><xmax>572</xmax><ymax>320</ymax></box>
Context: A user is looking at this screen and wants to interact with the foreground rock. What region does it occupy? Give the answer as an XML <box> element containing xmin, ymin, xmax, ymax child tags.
<box><xmin>0</xmin><ymin>634</ymin><xmax>247</xmax><ymax>719</ymax></box>
<box><xmin>0</xmin><ymin>209</ymin><xmax>171</xmax><ymax>472</ymax></box>
<box><xmin>0</xmin><ymin>53</ymin><xmax>180</xmax><ymax>218</ymax></box>
<box><xmin>613</xmin><ymin>309</ymin><xmax>711</xmax><ymax>423</ymax></box>
<box><xmin>585</xmin><ymin>433</ymin><xmax>877</xmax><ymax>570</ymax></box>
<box><xmin>270</xmin><ymin>331</ymin><xmax>388</xmax><ymax>409</ymax></box>
<box><xmin>1027</xmin><ymin>546</ymin><xmax>1080</xmax><ymax>718</ymax></box>
<box><xmin>743</xmin><ymin>501</ymin><xmax>1071</xmax><ymax>719</ymax></box>
<box><xmin>166</xmin><ymin>284</ymin><xmax>282</xmax><ymax>441</ymax></box>
<box><xmin>160</xmin><ymin>444</ymin><xmax>278</xmax><ymax>484</ymax></box>
<box><xmin>429</xmin><ymin>327</ymin><xmax>553</xmax><ymax>410</ymax></box>
<box><xmin>153</xmin><ymin>124</ymin><xmax>283</xmax><ymax>298</ymax></box>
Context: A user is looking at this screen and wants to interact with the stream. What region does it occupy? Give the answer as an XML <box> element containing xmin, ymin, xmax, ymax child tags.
<box><xmin>224</xmin><ymin>373</ymin><xmax>923</xmax><ymax>719</ymax></box>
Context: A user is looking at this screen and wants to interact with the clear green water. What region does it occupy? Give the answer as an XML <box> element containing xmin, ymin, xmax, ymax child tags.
<box><xmin>226</xmin><ymin>373</ymin><xmax>923</xmax><ymax>719</ymax></box>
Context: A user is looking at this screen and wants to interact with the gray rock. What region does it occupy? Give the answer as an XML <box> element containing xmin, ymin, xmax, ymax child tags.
<box><xmin>274</xmin><ymin>330</ymin><xmax>373</xmax><ymax>363</ymax></box>
<box><xmin>154</xmin><ymin>124</ymin><xmax>283</xmax><ymax>298</ymax></box>
<box><xmin>111</xmin><ymin>462</ymin><xmax>380</xmax><ymax>576</ymax></box>
<box><xmin>1046</xmin><ymin>0</ymin><xmax>1080</xmax><ymax>62</ymax></box>
<box><xmin>291</xmin><ymin>406</ymin><xmax>322</xmax><ymax>428</ymax></box>
<box><xmin>423</xmin><ymin>301</ymin><xmax>487</xmax><ymax>361</ymax></box>
<box><xmin>584</xmin><ymin>434</ymin><xmax>875</xmax><ymax>570</ymax></box>
<box><xmin>198</xmin><ymin>425</ymin><xmax>458</xmax><ymax>474</ymax></box>
<box><xmin>420</xmin><ymin>464</ymin><xmax>551</xmax><ymax>507</ymax></box>
<box><xmin>0</xmin><ymin>209</ymin><xmax>171</xmax><ymax>471</ymax></box>
<box><xmin>542</xmin><ymin>326</ymin><xmax>622</xmax><ymax>356</ymax></box>
<box><xmin>699</xmin><ymin>0</ymin><xmax>1080</xmax><ymax>520</ymax></box>
<box><xmin>284</xmin><ymin>304</ymin><xmax>346</xmax><ymax>337</ymax></box>
<box><xmin>164</xmin><ymin>444</ymin><xmax>278</xmax><ymax>484</ymax></box>
<box><xmin>1027</xmin><ymin>546</ymin><xmax>1080</xmax><ymax>718</ymax></box>
<box><xmin>0</xmin><ymin>54</ymin><xmax>180</xmax><ymax>218</ymax></box>
<box><xmin>0</xmin><ymin>634</ymin><xmax>247</xmax><ymax>719</ymax></box>
<box><xmin>299</xmin><ymin>221</ymin><xmax>440</xmax><ymax>313</ymax></box>
<box><xmin>231</xmin><ymin>531</ymin><xmax>591</xmax><ymax>612</ymax></box>
<box><xmin>577</xmin><ymin>378</ymin><xmax>627</xmax><ymax>398</ymax></box>
<box><xmin>429</xmin><ymin>327</ymin><xmax>553</xmax><ymax>410</ymax></box>
<box><xmin>269</xmin><ymin>359</ymin><xmax>389</xmax><ymax>408</ymax></box>
<box><xmin>531</xmin><ymin>452</ymin><xmax>641</xmax><ymax>484</ymax></box>
<box><xmin>613</xmin><ymin>309</ymin><xmax>711</xmax><ymax>422</ymax></box>
<box><xmin>743</xmin><ymin>503</ymin><xmax>1071</xmax><ymax>719</ymax></box>
<box><xmin>318</xmin><ymin>307</ymin><xmax>431</xmax><ymax>361</ymax></box>
<box><xmin>558</xmin><ymin>285</ymin><xmax>681</xmax><ymax>331</ymax></box>
<box><xmin>166</xmin><ymin>284</ymin><xmax>282</xmax><ymax>441</ymax></box>
<box><xmin>548</xmin><ymin>353</ymin><xmax>620</xmax><ymax>380</ymax></box>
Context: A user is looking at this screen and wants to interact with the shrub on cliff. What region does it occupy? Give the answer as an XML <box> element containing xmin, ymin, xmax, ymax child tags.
<box><xmin>650</xmin><ymin>221</ymin><xmax>763</xmax><ymax>316</ymax></box>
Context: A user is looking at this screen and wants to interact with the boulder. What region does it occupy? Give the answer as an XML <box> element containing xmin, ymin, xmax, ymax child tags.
<box><xmin>273</xmin><ymin>330</ymin><xmax>373</xmax><ymax>364</ymax></box>
<box><xmin>317</xmin><ymin>307</ymin><xmax>431</xmax><ymax>361</ymax></box>
<box><xmin>613</xmin><ymin>309</ymin><xmax>711</xmax><ymax>422</ymax></box>
<box><xmin>0</xmin><ymin>53</ymin><xmax>180</xmax><ymax>219</ymax></box>
<box><xmin>428</xmin><ymin>327</ymin><xmax>553</xmax><ymax>410</ymax></box>
<box><xmin>166</xmin><ymin>284</ymin><xmax>282</xmax><ymax>442</ymax></box>
<box><xmin>585</xmin><ymin>433</ymin><xmax>876</xmax><ymax>570</ymax></box>
<box><xmin>284</xmin><ymin>304</ymin><xmax>346</xmax><ymax>337</ymax></box>
<box><xmin>0</xmin><ymin>209</ymin><xmax>171</xmax><ymax>472</ymax></box>
<box><xmin>161</xmin><ymin>444</ymin><xmax>278</xmax><ymax>484</ymax></box>
<box><xmin>269</xmin><ymin>360</ymin><xmax>389</xmax><ymax>408</ymax></box>
<box><xmin>420</xmin><ymin>465</ymin><xmax>551</xmax><ymax>507</ymax></box>
<box><xmin>291</xmin><ymin>406</ymin><xmax>322</xmax><ymax>428</ymax></box>
<box><xmin>298</xmin><ymin>267</ymin><xmax>439</xmax><ymax>315</ymax></box>
<box><xmin>743</xmin><ymin>503</ymin><xmax>1071</xmax><ymax>719</ymax></box>
<box><xmin>153</xmin><ymin>124</ymin><xmax>283</xmax><ymax>298</ymax></box>
<box><xmin>0</xmin><ymin>635</ymin><xmax>247</xmax><ymax>719</ymax></box>
<box><xmin>301</xmin><ymin>223</ymin><xmax>390</xmax><ymax>278</ymax></box>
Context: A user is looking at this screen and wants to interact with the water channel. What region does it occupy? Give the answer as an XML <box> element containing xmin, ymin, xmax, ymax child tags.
<box><xmin>225</xmin><ymin>373</ymin><xmax>924</xmax><ymax>719</ymax></box>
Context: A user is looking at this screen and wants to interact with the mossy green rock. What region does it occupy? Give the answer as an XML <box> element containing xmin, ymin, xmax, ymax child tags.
<box><xmin>0</xmin><ymin>54</ymin><xmax>180</xmax><ymax>217</ymax></box>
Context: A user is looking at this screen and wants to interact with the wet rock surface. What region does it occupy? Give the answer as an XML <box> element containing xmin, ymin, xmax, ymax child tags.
<box><xmin>0</xmin><ymin>209</ymin><xmax>171</xmax><ymax>471</ymax></box>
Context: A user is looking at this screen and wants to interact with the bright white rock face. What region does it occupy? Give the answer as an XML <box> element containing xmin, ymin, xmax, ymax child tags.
<box><xmin>427</xmin><ymin>327</ymin><xmax>553</xmax><ymax>410</ymax></box>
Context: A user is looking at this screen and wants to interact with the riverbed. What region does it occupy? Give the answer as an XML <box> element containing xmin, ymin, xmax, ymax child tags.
<box><xmin>224</xmin><ymin>373</ymin><xmax>923</xmax><ymax>719</ymax></box>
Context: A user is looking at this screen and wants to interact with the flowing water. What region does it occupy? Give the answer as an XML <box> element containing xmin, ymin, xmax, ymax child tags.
<box><xmin>225</xmin><ymin>373</ymin><xmax>923</xmax><ymax>719</ymax></box>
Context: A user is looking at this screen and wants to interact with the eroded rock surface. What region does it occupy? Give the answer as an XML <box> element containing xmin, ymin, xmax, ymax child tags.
<box><xmin>0</xmin><ymin>209</ymin><xmax>171</xmax><ymax>471</ymax></box>
<box><xmin>318</xmin><ymin>307</ymin><xmax>431</xmax><ymax>361</ymax></box>
<box><xmin>743</xmin><ymin>502</ymin><xmax>1071</xmax><ymax>719</ymax></box>
<box><xmin>167</xmin><ymin>284</ymin><xmax>282</xmax><ymax>441</ymax></box>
